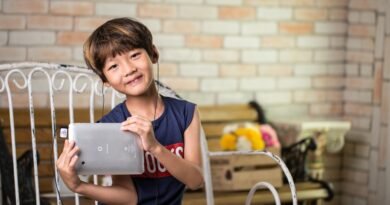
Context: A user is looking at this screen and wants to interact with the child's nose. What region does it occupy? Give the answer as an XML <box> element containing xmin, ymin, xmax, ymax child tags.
<box><xmin>122</xmin><ymin>61</ymin><xmax>136</xmax><ymax>77</ymax></box>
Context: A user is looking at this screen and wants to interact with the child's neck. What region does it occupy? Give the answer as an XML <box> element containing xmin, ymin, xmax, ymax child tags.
<box><xmin>125</xmin><ymin>89</ymin><xmax>163</xmax><ymax>121</ymax></box>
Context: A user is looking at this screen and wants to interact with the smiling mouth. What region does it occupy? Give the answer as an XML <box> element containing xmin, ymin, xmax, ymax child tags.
<box><xmin>126</xmin><ymin>75</ymin><xmax>142</xmax><ymax>86</ymax></box>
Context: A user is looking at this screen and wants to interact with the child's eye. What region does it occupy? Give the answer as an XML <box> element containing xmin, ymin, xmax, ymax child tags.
<box><xmin>131</xmin><ymin>52</ymin><xmax>141</xmax><ymax>59</ymax></box>
<box><xmin>108</xmin><ymin>64</ymin><xmax>117</xmax><ymax>71</ymax></box>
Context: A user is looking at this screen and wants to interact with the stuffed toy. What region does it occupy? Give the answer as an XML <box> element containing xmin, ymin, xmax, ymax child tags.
<box><xmin>220</xmin><ymin>123</ymin><xmax>266</xmax><ymax>151</ymax></box>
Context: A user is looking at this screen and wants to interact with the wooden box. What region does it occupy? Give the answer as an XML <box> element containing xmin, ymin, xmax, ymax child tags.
<box><xmin>210</xmin><ymin>147</ymin><xmax>283</xmax><ymax>191</ymax></box>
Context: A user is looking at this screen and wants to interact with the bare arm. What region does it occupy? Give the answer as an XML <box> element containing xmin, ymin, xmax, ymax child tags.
<box><xmin>150</xmin><ymin>108</ymin><xmax>204</xmax><ymax>189</ymax></box>
<box><xmin>57</xmin><ymin>140</ymin><xmax>137</xmax><ymax>205</ymax></box>
<box><xmin>121</xmin><ymin>107</ymin><xmax>204</xmax><ymax>190</ymax></box>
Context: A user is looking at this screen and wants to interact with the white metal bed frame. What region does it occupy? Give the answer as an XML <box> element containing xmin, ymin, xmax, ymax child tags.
<box><xmin>0</xmin><ymin>62</ymin><xmax>297</xmax><ymax>205</ymax></box>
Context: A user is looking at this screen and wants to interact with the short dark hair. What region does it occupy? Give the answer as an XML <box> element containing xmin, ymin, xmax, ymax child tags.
<box><xmin>83</xmin><ymin>17</ymin><xmax>154</xmax><ymax>82</ymax></box>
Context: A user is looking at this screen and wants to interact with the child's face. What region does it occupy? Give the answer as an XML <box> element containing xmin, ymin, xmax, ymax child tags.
<box><xmin>102</xmin><ymin>48</ymin><xmax>155</xmax><ymax>96</ymax></box>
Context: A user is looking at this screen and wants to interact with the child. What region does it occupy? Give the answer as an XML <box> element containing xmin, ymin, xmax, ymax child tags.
<box><xmin>56</xmin><ymin>17</ymin><xmax>204</xmax><ymax>205</ymax></box>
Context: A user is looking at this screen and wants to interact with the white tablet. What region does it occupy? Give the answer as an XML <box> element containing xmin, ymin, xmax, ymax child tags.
<box><xmin>68</xmin><ymin>123</ymin><xmax>144</xmax><ymax>175</ymax></box>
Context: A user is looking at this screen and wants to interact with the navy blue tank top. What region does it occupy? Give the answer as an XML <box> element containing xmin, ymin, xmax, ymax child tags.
<box><xmin>99</xmin><ymin>96</ymin><xmax>196</xmax><ymax>205</ymax></box>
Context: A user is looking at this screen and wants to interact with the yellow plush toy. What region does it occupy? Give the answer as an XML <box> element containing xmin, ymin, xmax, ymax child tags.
<box><xmin>220</xmin><ymin>123</ymin><xmax>265</xmax><ymax>151</ymax></box>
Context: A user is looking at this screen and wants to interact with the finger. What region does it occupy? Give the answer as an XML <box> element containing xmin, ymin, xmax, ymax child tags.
<box><xmin>63</xmin><ymin>144</ymin><xmax>78</xmax><ymax>165</ymax></box>
<box><xmin>69</xmin><ymin>155</ymin><xmax>78</xmax><ymax>169</ymax></box>
<box><xmin>68</xmin><ymin>146</ymin><xmax>80</xmax><ymax>159</ymax></box>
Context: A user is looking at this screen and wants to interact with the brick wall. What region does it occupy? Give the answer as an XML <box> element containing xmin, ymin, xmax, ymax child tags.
<box><xmin>0</xmin><ymin>0</ymin><xmax>348</xmax><ymax>120</ymax></box>
<box><xmin>1</xmin><ymin>0</ymin><xmax>388</xmax><ymax>204</ymax></box>
<box><xmin>342</xmin><ymin>0</ymin><xmax>389</xmax><ymax>205</ymax></box>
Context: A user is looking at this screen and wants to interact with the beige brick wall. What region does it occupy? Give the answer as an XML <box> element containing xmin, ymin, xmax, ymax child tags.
<box><xmin>343</xmin><ymin>0</ymin><xmax>390</xmax><ymax>205</ymax></box>
<box><xmin>1</xmin><ymin>0</ymin><xmax>389</xmax><ymax>204</ymax></box>
<box><xmin>0</xmin><ymin>0</ymin><xmax>349</xmax><ymax>119</ymax></box>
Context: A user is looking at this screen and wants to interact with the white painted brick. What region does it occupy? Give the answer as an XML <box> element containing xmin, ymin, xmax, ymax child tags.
<box><xmin>346</xmin><ymin>51</ymin><xmax>374</xmax><ymax>63</ymax></box>
<box><xmin>386</xmin><ymin>2</ymin><xmax>390</xmax><ymax>34</ymax></box>
<box><xmin>28</xmin><ymin>47</ymin><xmax>72</xmax><ymax>61</ymax></box>
<box><xmin>350</xmin><ymin>116</ymin><xmax>372</xmax><ymax>130</ymax></box>
<box><xmin>294</xmin><ymin>64</ymin><xmax>327</xmax><ymax>76</ymax></box>
<box><xmin>343</xmin><ymin>156</ymin><xmax>369</xmax><ymax>171</ymax></box>
<box><xmin>360</xmin><ymin>64</ymin><xmax>373</xmax><ymax>76</ymax></box>
<box><xmin>0</xmin><ymin>32</ymin><xmax>7</xmax><ymax>46</ymax></box>
<box><xmin>347</xmin><ymin>37</ymin><xmax>374</xmax><ymax>51</ymax></box>
<box><xmin>343</xmin><ymin>169</ymin><xmax>369</xmax><ymax>184</ymax></box>
<box><xmin>239</xmin><ymin>77</ymin><xmax>276</xmax><ymax>91</ymax></box>
<box><xmin>220</xmin><ymin>64</ymin><xmax>256</xmax><ymax>77</ymax></box>
<box><xmin>202</xmin><ymin>21</ymin><xmax>239</xmax><ymax>34</ymax></box>
<box><xmin>73</xmin><ymin>46</ymin><xmax>83</xmax><ymax>61</ymax></box>
<box><xmin>278</xmin><ymin>77</ymin><xmax>311</xmax><ymax>89</ymax></box>
<box><xmin>140</xmin><ymin>19</ymin><xmax>162</xmax><ymax>32</ymax></box>
<box><xmin>369</xmin><ymin>150</ymin><xmax>378</xmax><ymax>192</ymax></box>
<box><xmin>345</xmin><ymin>77</ymin><xmax>374</xmax><ymax>89</ymax></box>
<box><xmin>258</xmin><ymin>64</ymin><xmax>293</xmax><ymax>76</ymax></box>
<box><xmin>201</xmin><ymin>78</ymin><xmax>238</xmax><ymax>92</ymax></box>
<box><xmin>380</xmin><ymin>83</ymin><xmax>389</xmax><ymax>123</ymax></box>
<box><xmin>349</xmin><ymin>11</ymin><xmax>360</xmax><ymax>23</ymax></box>
<box><xmin>165</xmin><ymin>0</ymin><xmax>202</xmax><ymax>4</ymax></box>
<box><xmin>266</xmin><ymin>104</ymin><xmax>308</xmax><ymax>119</ymax></box>
<box><xmin>0</xmin><ymin>47</ymin><xmax>26</xmax><ymax>61</ymax></box>
<box><xmin>95</xmin><ymin>3</ymin><xmax>136</xmax><ymax>16</ymax></box>
<box><xmin>384</xmin><ymin>37</ymin><xmax>390</xmax><ymax>79</ymax></box>
<box><xmin>242</xmin><ymin>22</ymin><xmax>278</xmax><ymax>35</ymax></box>
<box><xmin>344</xmin><ymin>103</ymin><xmax>372</xmax><ymax>117</ymax></box>
<box><xmin>161</xmin><ymin>77</ymin><xmax>198</xmax><ymax>91</ymax></box>
<box><xmin>179</xmin><ymin>63</ymin><xmax>218</xmax><ymax>77</ymax></box>
<box><xmin>360</xmin><ymin>11</ymin><xmax>376</xmax><ymax>24</ymax></box>
<box><xmin>315</xmin><ymin>22</ymin><xmax>347</xmax><ymax>34</ymax></box>
<box><xmin>297</xmin><ymin>36</ymin><xmax>329</xmax><ymax>48</ymax></box>
<box><xmin>256</xmin><ymin>91</ymin><xmax>292</xmax><ymax>105</ymax></box>
<box><xmin>224</xmin><ymin>36</ymin><xmax>260</xmax><ymax>48</ymax></box>
<box><xmin>280</xmin><ymin>50</ymin><xmax>313</xmax><ymax>63</ymax></box>
<box><xmin>331</xmin><ymin>36</ymin><xmax>346</xmax><ymax>48</ymax></box>
<box><xmin>9</xmin><ymin>31</ymin><xmax>55</xmax><ymax>45</ymax></box>
<box><xmin>257</xmin><ymin>8</ymin><xmax>292</xmax><ymax>20</ymax></box>
<box><xmin>355</xmin><ymin>144</ymin><xmax>370</xmax><ymax>158</ymax></box>
<box><xmin>371</xmin><ymin>107</ymin><xmax>381</xmax><ymax>147</ymax></box>
<box><xmin>179</xmin><ymin>5</ymin><xmax>217</xmax><ymax>19</ymax></box>
<box><xmin>203</xmin><ymin>49</ymin><xmax>239</xmax><ymax>62</ymax></box>
<box><xmin>206</xmin><ymin>0</ymin><xmax>241</xmax><ymax>5</ymax></box>
<box><xmin>294</xmin><ymin>90</ymin><xmax>342</xmax><ymax>103</ymax></box>
<box><xmin>178</xmin><ymin>92</ymin><xmax>215</xmax><ymax>105</ymax></box>
<box><xmin>341</xmin><ymin>195</ymin><xmax>354</xmax><ymax>205</ymax></box>
<box><xmin>344</xmin><ymin>90</ymin><xmax>372</xmax><ymax>103</ymax></box>
<box><xmin>378</xmin><ymin>127</ymin><xmax>387</xmax><ymax>166</ymax></box>
<box><xmin>313</xmin><ymin>76</ymin><xmax>344</xmax><ymax>88</ymax></box>
<box><xmin>375</xmin><ymin>16</ymin><xmax>385</xmax><ymax>59</ymax></box>
<box><xmin>217</xmin><ymin>92</ymin><xmax>254</xmax><ymax>104</ymax></box>
<box><xmin>315</xmin><ymin>50</ymin><xmax>345</xmax><ymax>62</ymax></box>
<box><xmin>310</xmin><ymin>103</ymin><xmax>343</xmax><ymax>116</ymax></box>
<box><xmin>161</xmin><ymin>48</ymin><xmax>201</xmax><ymax>62</ymax></box>
<box><xmin>242</xmin><ymin>50</ymin><xmax>277</xmax><ymax>63</ymax></box>
<box><xmin>353</xmin><ymin>197</ymin><xmax>368</xmax><ymax>205</ymax></box>
<box><xmin>154</xmin><ymin>34</ymin><xmax>185</xmax><ymax>48</ymax></box>
<box><xmin>327</xmin><ymin>64</ymin><xmax>345</xmax><ymax>76</ymax></box>
<box><xmin>346</xmin><ymin>63</ymin><xmax>359</xmax><ymax>76</ymax></box>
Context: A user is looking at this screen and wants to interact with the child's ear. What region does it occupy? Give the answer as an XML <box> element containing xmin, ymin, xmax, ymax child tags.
<box><xmin>152</xmin><ymin>45</ymin><xmax>159</xmax><ymax>63</ymax></box>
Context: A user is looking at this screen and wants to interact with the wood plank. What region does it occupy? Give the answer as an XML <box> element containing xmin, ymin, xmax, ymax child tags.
<box><xmin>15</xmin><ymin>143</ymin><xmax>64</xmax><ymax>161</ymax></box>
<box><xmin>4</xmin><ymin>128</ymin><xmax>57</xmax><ymax>144</ymax></box>
<box><xmin>183</xmin><ymin>182</ymin><xmax>328</xmax><ymax>205</ymax></box>
<box><xmin>198</xmin><ymin>104</ymin><xmax>257</xmax><ymax>122</ymax></box>
<box><xmin>0</xmin><ymin>108</ymin><xmax>109</xmax><ymax>127</ymax></box>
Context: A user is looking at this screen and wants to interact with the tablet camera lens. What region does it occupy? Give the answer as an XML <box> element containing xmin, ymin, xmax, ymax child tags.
<box><xmin>82</xmin><ymin>161</ymin><xmax>85</xmax><ymax>165</ymax></box>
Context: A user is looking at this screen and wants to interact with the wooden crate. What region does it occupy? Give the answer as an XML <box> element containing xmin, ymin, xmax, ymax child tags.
<box><xmin>210</xmin><ymin>147</ymin><xmax>283</xmax><ymax>191</ymax></box>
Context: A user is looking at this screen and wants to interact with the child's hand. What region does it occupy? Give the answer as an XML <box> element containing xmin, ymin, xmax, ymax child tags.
<box><xmin>121</xmin><ymin>116</ymin><xmax>160</xmax><ymax>153</ymax></box>
<box><xmin>56</xmin><ymin>140</ymin><xmax>82</xmax><ymax>192</ymax></box>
